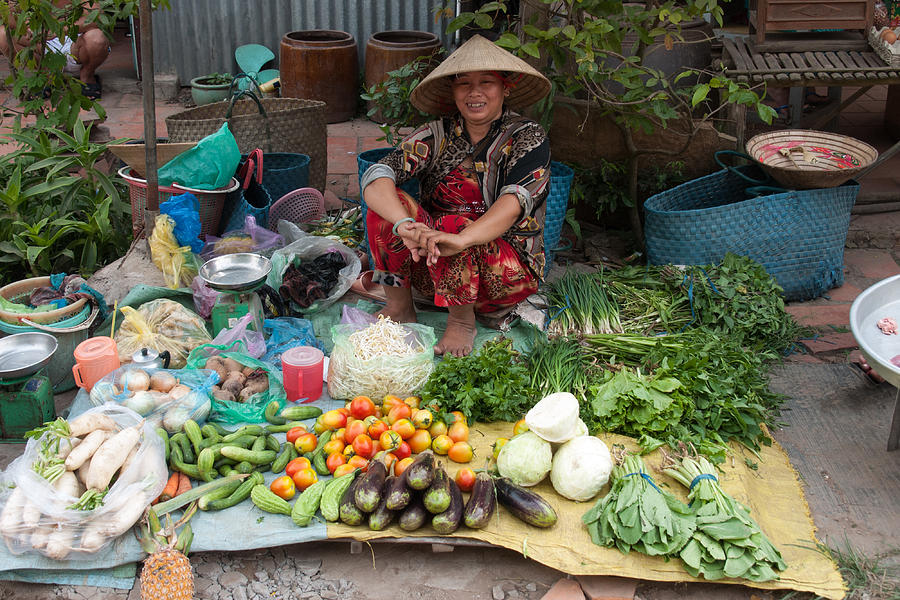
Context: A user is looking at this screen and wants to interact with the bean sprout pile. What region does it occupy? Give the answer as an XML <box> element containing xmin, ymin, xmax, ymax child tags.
<box><xmin>348</xmin><ymin>316</ymin><xmax>424</xmax><ymax>359</ymax></box>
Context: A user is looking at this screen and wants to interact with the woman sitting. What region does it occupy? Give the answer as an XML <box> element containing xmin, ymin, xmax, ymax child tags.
<box><xmin>361</xmin><ymin>34</ymin><xmax>552</xmax><ymax>357</ymax></box>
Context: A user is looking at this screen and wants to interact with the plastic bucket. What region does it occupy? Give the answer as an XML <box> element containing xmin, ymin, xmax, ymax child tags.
<box><xmin>281</xmin><ymin>346</ymin><xmax>324</xmax><ymax>403</ymax></box>
<box><xmin>72</xmin><ymin>336</ymin><xmax>120</xmax><ymax>392</ymax></box>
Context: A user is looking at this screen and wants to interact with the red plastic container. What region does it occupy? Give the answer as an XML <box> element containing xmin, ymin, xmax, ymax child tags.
<box><xmin>281</xmin><ymin>346</ymin><xmax>324</xmax><ymax>403</ymax></box>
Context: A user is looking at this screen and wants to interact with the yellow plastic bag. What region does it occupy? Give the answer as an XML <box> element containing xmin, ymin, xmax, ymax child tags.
<box><xmin>115</xmin><ymin>299</ymin><xmax>212</xmax><ymax>368</ymax></box>
<box><xmin>149</xmin><ymin>214</ymin><xmax>199</xmax><ymax>289</ymax></box>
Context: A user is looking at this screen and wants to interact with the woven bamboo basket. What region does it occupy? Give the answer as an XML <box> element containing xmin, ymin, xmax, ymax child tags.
<box><xmin>745</xmin><ymin>129</ymin><xmax>878</xmax><ymax>190</ymax></box>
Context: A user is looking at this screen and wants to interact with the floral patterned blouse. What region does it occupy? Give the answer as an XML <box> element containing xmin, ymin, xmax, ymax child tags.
<box><xmin>362</xmin><ymin>108</ymin><xmax>552</xmax><ymax>280</ymax></box>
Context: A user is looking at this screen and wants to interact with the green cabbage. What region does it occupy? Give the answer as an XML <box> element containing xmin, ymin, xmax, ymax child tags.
<box><xmin>550</xmin><ymin>436</ymin><xmax>612</xmax><ymax>501</ymax></box>
<box><xmin>496</xmin><ymin>431</ymin><xmax>552</xmax><ymax>487</ymax></box>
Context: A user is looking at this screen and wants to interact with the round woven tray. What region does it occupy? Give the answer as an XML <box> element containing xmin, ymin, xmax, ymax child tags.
<box><xmin>745</xmin><ymin>129</ymin><xmax>878</xmax><ymax>190</ymax></box>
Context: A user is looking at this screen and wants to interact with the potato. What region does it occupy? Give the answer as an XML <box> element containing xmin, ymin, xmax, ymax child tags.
<box><xmin>212</xmin><ymin>389</ymin><xmax>236</xmax><ymax>402</ymax></box>
<box><xmin>222</xmin><ymin>357</ymin><xmax>243</xmax><ymax>373</ymax></box>
<box><xmin>222</xmin><ymin>378</ymin><xmax>243</xmax><ymax>398</ymax></box>
<box><xmin>225</xmin><ymin>371</ymin><xmax>246</xmax><ymax>387</ymax></box>
<box><xmin>169</xmin><ymin>384</ymin><xmax>191</xmax><ymax>400</ymax></box>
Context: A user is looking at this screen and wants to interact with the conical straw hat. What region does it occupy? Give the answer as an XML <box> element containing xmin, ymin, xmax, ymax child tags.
<box><xmin>410</xmin><ymin>34</ymin><xmax>551</xmax><ymax>116</ymax></box>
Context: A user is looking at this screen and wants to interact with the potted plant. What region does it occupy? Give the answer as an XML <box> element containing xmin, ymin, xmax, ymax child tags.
<box><xmin>189</xmin><ymin>72</ymin><xmax>234</xmax><ymax>106</ymax></box>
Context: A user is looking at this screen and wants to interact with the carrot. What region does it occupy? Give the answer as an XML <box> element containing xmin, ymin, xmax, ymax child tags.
<box><xmin>175</xmin><ymin>472</ymin><xmax>192</xmax><ymax>497</ymax></box>
<box><xmin>158</xmin><ymin>472</ymin><xmax>180</xmax><ymax>503</ymax></box>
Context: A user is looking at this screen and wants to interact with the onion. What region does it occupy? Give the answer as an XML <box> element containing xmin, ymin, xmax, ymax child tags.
<box><xmin>149</xmin><ymin>371</ymin><xmax>177</xmax><ymax>393</ymax></box>
<box><xmin>120</xmin><ymin>369</ymin><xmax>150</xmax><ymax>392</ymax></box>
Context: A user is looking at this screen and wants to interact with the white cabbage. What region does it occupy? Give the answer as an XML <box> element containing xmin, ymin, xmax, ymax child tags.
<box><xmin>550</xmin><ymin>436</ymin><xmax>613</xmax><ymax>501</ymax></box>
<box><xmin>496</xmin><ymin>431</ymin><xmax>552</xmax><ymax>487</ymax></box>
<box><xmin>525</xmin><ymin>392</ymin><xmax>580</xmax><ymax>443</ymax></box>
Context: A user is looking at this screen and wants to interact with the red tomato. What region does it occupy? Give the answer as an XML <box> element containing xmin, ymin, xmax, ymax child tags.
<box><xmin>393</xmin><ymin>441</ymin><xmax>412</xmax><ymax>460</ymax></box>
<box><xmin>285</xmin><ymin>426</ymin><xmax>308</xmax><ymax>445</ymax></box>
<box><xmin>432</xmin><ymin>434</ymin><xmax>453</xmax><ymax>455</ymax></box>
<box><xmin>391</xmin><ymin>418</ymin><xmax>416</xmax><ymax>440</ymax></box>
<box><xmin>294</xmin><ymin>432</ymin><xmax>318</xmax><ymax>454</ymax></box>
<box><xmin>382</xmin><ymin>394</ymin><xmax>403</xmax><ymax>414</ymax></box>
<box><xmin>448</xmin><ymin>411</ymin><xmax>468</xmax><ymax>426</ymax></box>
<box><xmin>344</xmin><ymin>420</ymin><xmax>368</xmax><ymax>445</ymax></box>
<box><xmin>285</xmin><ymin>457</ymin><xmax>312</xmax><ymax>478</ymax></box>
<box><xmin>349</xmin><ymin>396</ymin><xmax>377</xmax><ymax>420</ymax></box>
<box><xmin>320</xmin><ymin>410</ymin><xmax>347</xmax><ymax>431</ymax></box>
<box><xmin>367</xmin><ymin>419</ymin><xmax>389</xmax><ymax>441</ymax></box>
<box><xmin>394</xmin><ymin>457</ymin><xmax>415</xmax><ymax>477</ymax></box>
<box><xmin>407</xmin><ymin>429</ymin><xmax>432</xmax><ymax>454</ymax></box>
<box><xmin>333</xmin><ymin>463</ymin><xmax>356</xmax><ymax>478</ymax></box>
<box><xmin>363</xmin><ymin>415</ymin><xmax>380</xmax><ymax>429</ymax></box>
<box><xmin>291</xmin><ymin>468</ymin><xmax>318</xmax><ymax>492</ymax></box>
<box><xmin>322</xmin><ymin>438</ymin><xmax>345</xmax><ymax>457</ymax></box>
<box><xmin>347</xmin><ymin>455</ymin><xmax>369</xmax><ymax>471</ymax></box>
<box><xmin>325</xmin><ymin>452</ymin><xmax>346</xmax><ymax>474</ymax></box>
<box><xmin>448</xmin><ymin>441</ymin><xmax>474</xmax><ymax>463</ymax></box>
<box><xmin>337</xmin><ymin>407</ymin><xmax>351</xmax><ymax>417</ymax></box>
<box><xmin>387</xmin><ymin>403</ymin><xmax>412</xmax><ymax>425</ymax></box>
<box><xmin>455</xmin><ymin>467</ymin><xmax>477</xmax><ymax>492</ymax></box>
<box><xmin>379</xmin><ymin>430</ymin><xmax>402</xmax><ymax>452</ymax></box>
<box><xmin>270</xmin><ymin>475</ymin><xmax>295</xmax><ymax>500</ymax></box>
<box><xmin>448</xmin><ymin>421</ymin><xmax>469</xmax><ymax>443</ymax></box>
<box><xmin>411</xmin><ymin>409</ymin><xmax>433</xmax><ymax>429</ymax></box>
<box><xmin>352</xmin><ymin>434</ymin><xmax>375</xmax><ymax>459</ymax></box>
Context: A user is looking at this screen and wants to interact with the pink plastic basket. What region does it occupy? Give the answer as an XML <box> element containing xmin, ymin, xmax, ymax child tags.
<box><xmin>267</xmin><ymin>187</ymin><xmax>326</xmax><ymax>232</ymax></box>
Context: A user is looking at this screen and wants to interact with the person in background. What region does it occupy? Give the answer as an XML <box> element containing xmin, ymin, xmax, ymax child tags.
<box><xmin>0</xmin><ymin>1</ymin><xmax>110</xmax><ymax>99</ymax></box>
<box><xmin>360</xmin><ymin>34</ymin><xmax>551</xmax><ymax>357</ymax></box>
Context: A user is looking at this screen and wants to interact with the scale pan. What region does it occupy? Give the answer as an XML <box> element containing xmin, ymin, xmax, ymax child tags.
<box><xmin>0</xmin><ymin>332</ymin><xmax>58</xmax><ymax>379</ymax></box>
<box><xmin>199</xmin><ymin>253</ymin><xmax>272</xmax><ymax>292</ymax></box>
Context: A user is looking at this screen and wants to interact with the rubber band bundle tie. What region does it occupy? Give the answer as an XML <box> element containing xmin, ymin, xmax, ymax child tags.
<box><xmin>689</xmin><ymin>473</ymin><xmax>718</xmax><ymax>490</ymax></box>
<box><xmin>624</xmin><ymin>471</ymin><xmax>663</xmax><ymax>494</ymax></box>
<box><xmin>543</xmin><ymin>293</ymin><xmax>571</xmax><ymax>330</ymax></box>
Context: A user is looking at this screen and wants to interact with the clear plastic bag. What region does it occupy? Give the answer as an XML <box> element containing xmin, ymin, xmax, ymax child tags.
<box><xmin>148</xmin><ymin>214</ymin><xmax>200</xmax><ymax>289</ymax></box>
<box><xmin>0</xmin><ymin>404</ymin><xmax>167</xmax><ymax>560</ymax></box>
<box><xmin>200</xmin><ymin>215</ymin><xmax>284</xmax><ymax>260</ymax></box>
<box><xmin>87</xmin><ymin>365</ymin><xmax>215</xmax><ymax>433</ymax></box>
<box><xmin>190</xmin><ymin>275</ymin><xmax>221</xmax><ymax>319</ymax></box>
<box><xmin>326</xmin><ymin>322</ymin><xmax>435</xmax><ymax>400</ymax></box>
<box><xmin>184</xmin><ymin>351</ymin><xmax>286</xmax><ymax>424</ymax></box>
<box><xmin>114</xmin><ymin>299</ymin><xmax>212</xmax><ymax>368</ymax></box>
<box><xmin>207</xmin><ymin>313</ymin><xmax>266</xmax><ymax>359</ymax></box>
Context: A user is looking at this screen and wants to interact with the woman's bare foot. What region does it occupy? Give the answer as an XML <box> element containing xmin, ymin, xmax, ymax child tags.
<box><xmin>434</xmin><ymin>305</ymin><xmax>476</xmax><ymax>357</ymax></box>
<box><xmin>377</xmin><ymin>285</ymin><xmax>417</xmax><ymax>323</ymax></box>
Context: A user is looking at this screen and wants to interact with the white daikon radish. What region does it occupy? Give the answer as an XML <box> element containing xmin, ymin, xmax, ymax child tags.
<box><xmin>68</xmin><ymin>413</ymin><xmax>117</xmax><ymax>437</ymax></box>
<box><xmin>0</xmin><ymin>487</ymin><xmax>26</xmax><ymax>550</ymax></box>
<box><xmin>79</xmin><ymin>523</ymin><xmax>105</xmax><ymax>553</ymax></box>
<box><xmin>65</xmin><ymin>429</ymin><xmax>111</xmax><ymax>471</ymax></box>
<box><xmin>55</xmin><ymin>436</ymin><xmax>80</xmax><ymax>461</ymax></box>
<box><xmin>117</xmin><ymin>444</ymin><xmax>140</xmax><ymax>482</ymax></box>
<box><xmin>99</xmin><ymin>496</ymin><xmax>147</xmax><ymax>537</ymax></box>
<box><xmin>44</xmin><ymin>523</ymin><xmax>76</xmax><ymax>560</ymax></box>
<box><xmin>53</xmin><ymin>470</ymin><xmax>81</xmax><ymax>502</ymax></box>
<box><xmin>21</xmin><ymin>500</ymin><xmax>41</xmax><ymax>530</ymax></box>
<box><xmin>30</xmin><ymin>526</ymin><xmax>52</xmax><ymax>550</ymax></box>
<box><xmin>85</xmin><ymin>424</ymin><xmax>142</xmax><ymax>490</ymax></box>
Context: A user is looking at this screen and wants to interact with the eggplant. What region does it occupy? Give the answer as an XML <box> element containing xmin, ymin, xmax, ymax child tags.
<box><xmin>339</xmin><ymin>476</ymin><xmax>365</xmax><ymax>526</ymax></box>
<box><xmin>398</xmin><ymin>494</ymin><xmax>428</xmax><ymax>531</ymax></box>
<box><xmin>432</xmin><ymin>478</ymin><xmax>463</xmax><ymax>535</ymax></box>
<box><xmin>355</xmin><ymin>459</ymin><xmax>387</xmax><ymax>513</ymax></box>
<box><xmin>384</xmin><ymin>471</ymin><xmax>412</xmax><ymax>511</ymax></box>
<box><xmin>463</xmin><ymin>472</ymin><xmax>496</xmax><ymax>529</ymax></box>
<box><xmin>423</xmin><ymin>466</ymin><xmax>451</xmax><ymax>514</ymax></box>
<box><xmin>405</xmin><ymin>450</ymin><xmax>435</xmax><ymax>490</ymax></box>
<box><xmin>368</xmin><ymin>492</ymin><xmax>395</xmax><ymax>531</ymax></box>
<box><xmin>494</xmin><ymin>477</ymin><xmax>558</xmax><ymax>528</ymax></box>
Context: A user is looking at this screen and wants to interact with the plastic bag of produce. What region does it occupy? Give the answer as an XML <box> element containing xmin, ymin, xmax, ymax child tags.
<box><xmin>185</xmin><ymin>350</ymin><xmax>286</xmax><ymax>424</ymax></box>
<box><xmin>0</xmin><ymin>404</ymin><xmax>167</xmax><ymax>560</ymax></box>
<box><xmin>261</xmin><ymin>316</ymin><xmax>323</xmax><ymax>365</ymax></box>
<box><xmin>86</xmin><ymin>365</ymin><xmax>215</xmax><ymax>433</ymax></box>
<box><xmin>114</xmin><ymin>298</ymin><xmax>212</xmax><ymax>368</ymax></box>
<box><xmin>327</xmin><ymin>317</ymin><xmax>435</xmax><ymax>400</ymax></box>
<box><xmin>148</xmin><ymin>214</ymin><xmax>200</xmax><ymax>289</ymax></box>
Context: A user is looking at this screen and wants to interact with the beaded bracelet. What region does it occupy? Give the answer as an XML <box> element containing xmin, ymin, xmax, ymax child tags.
<box><xmin>391</xmin><ymin>217</ymin><xmax>415</xmax><ymax>236</ymax></box>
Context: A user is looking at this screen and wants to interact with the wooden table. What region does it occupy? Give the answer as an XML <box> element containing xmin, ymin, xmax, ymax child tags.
<box><xmin>721</xmin><ymin>35</ymin><xmax>900</xmax><ymax>143</ymax></box>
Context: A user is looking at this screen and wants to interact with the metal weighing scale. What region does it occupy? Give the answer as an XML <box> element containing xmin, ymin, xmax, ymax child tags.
<box><xmin>0</xmin><ymin>332</ymin><xmax>58</xmax><ymax>442</ymax></box>
<box><xmin>199</xmin><ymin>253</ymin><xmax>272</xmax><ymax>336</ymax></box>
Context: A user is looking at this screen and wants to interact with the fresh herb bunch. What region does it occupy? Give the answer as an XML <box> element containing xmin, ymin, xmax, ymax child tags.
<box><xmin>421</xmin><ymin>337</ymin><xmax>534</xmax><ymax>423</ymax></box>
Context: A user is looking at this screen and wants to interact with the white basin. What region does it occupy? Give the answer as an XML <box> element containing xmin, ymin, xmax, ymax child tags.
<box><xmin>850</xmin><ymin>274</ymin><xmax>900</xmax><ymax>388</ymax></box>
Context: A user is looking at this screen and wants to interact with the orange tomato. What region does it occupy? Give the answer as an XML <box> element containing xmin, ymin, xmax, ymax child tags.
<box><xmin>391</xmin><ymin>418</ymin><xmax>416</xmax><ymax>440</ymax></box>
<box><xmin>428</xmin><ymin>420</ymin><xmax>448</xmax><ymax>438</ymax></box>
<box><xmin>379</xmin><ymin>430</ymin><xmax>402</xmax><ymax>452</ymax></box>
<box><xmin>411</xmin><ymin>409</ymin><xmax>433</xmax><ymax>429</ymax></box>
<box><xmin>294</xmin><ymin>432</ymin><xmax>318</xmax><ymax>454</ymax></box>
<box><xmin>285</xmin><ymin>426</ymin><xmax>308</xmax><ymax>445</ymax></box>
<box><xmin>431</xmin><ymin>434</ymin><xmax>453</xmax><ymax>455</ymax></box>
<box><xmin>347</xmin><ymin>455</ymin><xmax>369</xmax><ymax>471</ymax></box>
<box><xmin>513</xmin><ymin>419</ymin><xmax>529</xmax><ymax>436</ymax></box>
<box><xmin>322</xmin><ymin>438</ymin><xmax>345</xmax><ymax>457</ymax></box>
<box><xmin>367</xmin><ymin>419</ymin><xmax>389</xmax><ymax>440</ymax></box>
<box><xmin>448</xmin><ymin>421</ymin><xmax>469</xmax><ymax>443</ymax></box>
<box><xmin>394</xmin><ymin>441</ymin><xmax>412</xmax><ymax>460</ymax></box>
<box><xmin>292</xmin><ymin>468</ymin><xmax>319</xmax><ymax>492</ymax></box>
<box><xmin>448</xmin><ymin>441</ymin><xmax>474</xmax><ymax>463</ymax></box>
<box><xmin>363</xmin><ymin>415</ymin><xmax>380</xmax><ymax>428</ymax></box>
<box><xmin>320</xmin><ymin>409</ymin><xmax>347</xmax><ymax>431</ymax></box>
<box><xmin>334</xmin><ymin>427</ymin><xmax>346</xmax><ymax>443</ymax></box>
<box><xmin>387</xmin><ymin>403</ymin><xmax>412</xmax><ymax>425</ymax></box>
<box><xmin>382</xmin><ymin>394</ymin><xmax>403</xmax><ymax>413</ymax></box>
<box><xmin>381</xmin><ymin>452</ymin><xmax>398</xmax><ymax>474</ymax></box>
<box><xmin>270</xmin><ymin>475</ymin><xmax>296</xmax><ymax>500</ymax></box>
<box><xmin>344</xmin><ymin>420</ymin><xmax>368</xmax><ymax>445</ymax></box>
<box><xmin>352</xmin><ymin>434</ymin><xmax>375</xmax><ymax>459</ymax></box>
<box><xmin>407</xmin><ymin>429</ymin><xmax>432</xmax><ymax>454</ymax></box>
<box><xmin>333</xmin><ymin>463</ymin><xmax>356</xmax><ymax>478</ymax></box>
<box><xmin>492</xmin><ymin>437</ymin><xmax>509</xmax><ymax>459</ymax></box>
<box><xmin>342</xmin><ymin>444</ymin><xmax>357</xmax><ymax>460</ymax></box>
<box><xmin>313</xmin><ymin>418</ymin><xmax>327</xmax><ymax>434</ymax></box>
<box><xmin>394</xmin><ymin>456</ymin><xmax>415</xmax><ymax>477</ymax></box>
<box><xmin>455</xmin><ymin>467</ymin><xmax>477</xmax><ymax>492</ymax></box>
<box><xmin>325</xmin><ymin>452</ymin><xmax>346</xmax><ymax>474</ymax></box>
<box><xmin>403</xmin><ymin>396</ymin><xmax>421</xmax><ymax>410</ymax></box>
<box><xmin>337</xmin><ymin>407</ymin><xmax>351</xmax><ymax>417</ymax></box>
<box><xmin>285</xmin><ymin>456</ymin><xmax>312</xmax><ymax>478</ymax></box>
<box><xmin>349</xmin><ymin>396</ymin><xmax>377</xmax><ymax>420</ymax></box>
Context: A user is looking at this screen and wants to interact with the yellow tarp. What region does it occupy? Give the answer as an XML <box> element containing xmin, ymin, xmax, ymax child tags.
<box><xmin>326</xmin><ymin>423</ymin><xmax>846</xmax><ymax>600</ymax></box>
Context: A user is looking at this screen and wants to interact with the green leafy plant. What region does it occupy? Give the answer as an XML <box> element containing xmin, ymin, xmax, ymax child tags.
<box><xmin>569</xmin><ymin>158</ymin><xmax>687</xmax><ymax>220</ymax></box>
<box><xmin>195</xmin><ymin>72</ymin><xmax>233</xmax><ymax>86</ymax></box>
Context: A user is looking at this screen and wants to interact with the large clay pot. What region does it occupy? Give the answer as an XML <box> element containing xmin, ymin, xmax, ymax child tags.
<box><xmin>280</xmin><ymin>30</ymin><xmax>358</xmax><ymax>123</ymax></box>
<box><xmin>365</xmin><ymin>30</ymin><xmax>442</xmax><ymax>122</ymax></box>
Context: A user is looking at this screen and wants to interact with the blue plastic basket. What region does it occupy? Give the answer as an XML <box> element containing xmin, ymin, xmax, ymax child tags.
<box><xmin>644</xmin><ymin>165</ymin><xmax>859</xmax><ymax>301</ymax></box>
<box><xmin>249</xmin><ymin>152</ymin><xmax>311</xmax><ymax>203</ymax></box>
<box><xmin>544</xmin><ymin>161</ymin><xmax>574</xmax><ymax>275</ymax></box>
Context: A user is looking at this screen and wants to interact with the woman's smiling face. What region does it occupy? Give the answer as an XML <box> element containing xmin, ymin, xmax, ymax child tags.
<box><xmin>452</xmin><ymin>71</ymin><xmax>508</xmax><ymax>129</ymax></box>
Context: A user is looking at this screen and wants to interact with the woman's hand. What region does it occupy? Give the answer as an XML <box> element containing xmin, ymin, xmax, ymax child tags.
<box><xmin>416</xmin><ymin>228</ymin><xmax>468</xmax><ymax>267</ymax></box>
<box><xmin>395</xmin><ymin>221</ymin><xmax>429</xmax><ymax>262</ymax></box>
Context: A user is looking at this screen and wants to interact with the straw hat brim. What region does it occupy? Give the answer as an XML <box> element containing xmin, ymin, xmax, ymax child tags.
<box><xmin>410</xmin><ymin>34</ymin><xmax>551</xmax><ymax>116</ymax></box>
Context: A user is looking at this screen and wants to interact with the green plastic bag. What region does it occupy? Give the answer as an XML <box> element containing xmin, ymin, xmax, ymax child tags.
<box><xmin>158</xmin><ymin>123</ymin><xmax>241</xmax><ymax>190</ymax></box>
<box><xmin>185</xmin><ymin>348</ymin><xmax>286</xmax><ymax>424</ymax></box>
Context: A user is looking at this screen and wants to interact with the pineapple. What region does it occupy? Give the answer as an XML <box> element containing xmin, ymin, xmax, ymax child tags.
<box><xmin>138</xmin><ymin>506</ymin><xmax>195</xmax><ymax>600</ymax></box>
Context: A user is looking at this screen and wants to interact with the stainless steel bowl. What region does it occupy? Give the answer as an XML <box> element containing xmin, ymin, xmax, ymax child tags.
<box><xmin>199</xmin><ymin>253</ymin><xmax>272</xmax><ymax>291</ymax></box>
<box><xmin>0</xmin><ymin>332</ymin><xmax>58</xmax><ymax>379</ymax></box>
<box><xmin>850</xmin><ymin>274</ymin><xmax>900</xmax><ymax>389</ymax></box>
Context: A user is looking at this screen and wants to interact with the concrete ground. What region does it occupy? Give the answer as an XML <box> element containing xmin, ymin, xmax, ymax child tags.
<box><xmin>0</xmin><ymin>29</ymin><xmax>899</xmax><ymax>600</ymax></box>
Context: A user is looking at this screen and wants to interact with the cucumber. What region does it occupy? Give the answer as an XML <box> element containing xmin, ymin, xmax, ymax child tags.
<box><xmin>200</xmin><ymin>423</ymin><xmax>221</xmax><ymax>439</ymax></box>
<box><xmin>494</xmin><ymin>477</ymin><xmax>558</xmax><ymax>528</ymax></box>
<box><xmin>423</xmin><ymin>466</ymin><xmax>451</xmax><ymax>514</ymax></box>
<box><xmin>432</xmin><ymin>478</ymin><xmax>463</xmax><ymax>535</ymax></box>
<box><xmin>264</xmin><ymin>434</ymin><xmax>281</xmax><ymax>453</ymax></box>
<box><xmin>384</xmin><ymin>471</ymin><xmax>412</xmax><ymax>511</ymax></box>
<box><xmin>183</xmin><ymin>419</ymin><xmax>203</xmax><ymax>455</ymax></box>
<box><xmin>463</xmin><ymin>472</ymin><xmax>496</xmax><ymax>529</ymax></box>
<box><xmin>367</xmin><ymin>489</ymin><xmax>395</xmax><ymax>531</ymax></box>
<box><xmin>312</xmin><ymin>450</ymin><xmax>329</xmax><ymax>476</ymax></box>
<box><xmin>156</xmin><ymin>428</ymin><xmax>170</xmax><ymax>462</ymax></box>
<box><xmin>206</xmin><ymin>422</ymin><xmax>230</xmax><ymax>437</ymax></box>
<box><xmin>251</xmin><ymin>435</ymin><xmax>268</xmax><ymax>453</ymax></box>
<box><xmin>271</xmin><ymin>443</ymin><xmax>294</xmax><ymax>474</ymax></box>
<box><xmin>219</xmin><ymin>446</ymin><xmax>277</xmax><ymax>465</ymax></box>
<box><xmin>339</xmin><ymin>476</ymin><xmax>365</xmax><ymax>525</ymax></box>
<box><xmin>196</xmin><ymin>448</ymin><xmax>216</xmax><ymax>482</ymax></box>
<box><xmin>354</xmin><ymin>460</ymin><xmax>387</xmax><ymax>513</ymax></box>
<box><xmin>221</xmin><ymin>425</ymin><xmax>266</xmax><ymax>443</ymax></box>
<box><xmin>265</xmin><ymin>421</ymin><xmax>307</xmax><ymax>434</ymax></box>
<box><xmin>398</xmin><ymin>494</ymin><xmax>428</xmax><ymax>531</ymax></box>
<box><xmin>198</xmin><ymin>477</ymin><xmax>243</xmax><ymax>510</ymax></box>
<box><xmin>320</xmin><ymin>469</ymin><xmax>358</xmax><ymax>522</ymax></box>
<box><xmin>279</xmin><ymin>405</ymin><xmax>323</xmax><ymax>421</ymax></box>
<box><xmin>264</xmin><ymin>400</ymin><xmax>287</xmax><ymax>425</ymax></box>
<box><xmin>405</xmin><ymin>451</ymin><xmax>435</xmax><ymax>490</ymax></box>
<box><xmin>206</xmin><ymin>473</ymin><xmax>265</xmax><ymax>511</ymax></box>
